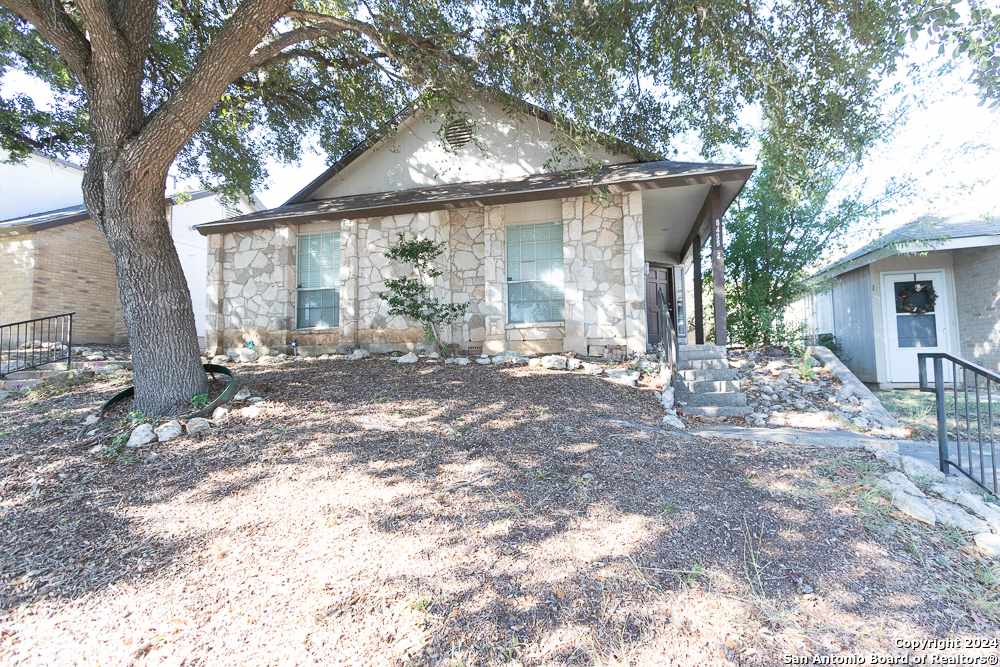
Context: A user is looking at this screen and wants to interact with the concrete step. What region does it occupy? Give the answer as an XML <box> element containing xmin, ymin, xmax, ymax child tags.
<box><xmin>677</xmin><ymin>368</ymin><xmax>737</xmax><ymax>382</ymax></box>
<box><xmin>0</xmin><ymin>378</ymin><xmax>45</xmax><ymax>390</ymax></box>
<box><xmin>676</xmin><ymin>347</ymin><xmax>728</xmax><ymax>362</ymax></box>
<box><xmin>678</xmin><ymin>343</ymin><xmax>727</xmax><ymax>352</ymax></box>
<box><xmin>4</xmin><ymin>370</ymin><xmax>51</xmax><ymax>380</ymax></box>
<box><xmin>678</xmin><ymin>379</ymin><xmax>741</xmax><ymax>394</ymax></box>
<box><xmin>678</xmin><ymin>405</ymin><xmax>750</xmax><ymax>417</ymax></box>
<box><xmin>676</xmin><ymin>358</ymin><xmax>728</xmax><ymax>371</ymax></box>
<box><xmin>679</xmin><ymin>391</ymin><xmax>747</xmax><ymax>407</ymax></box>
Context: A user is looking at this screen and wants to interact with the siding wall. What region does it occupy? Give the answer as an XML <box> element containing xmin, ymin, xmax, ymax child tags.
<box><xmin>832</xmin><ymin>265</ymin><xmax>877</xmax><ymax>382</ymax></box>
<box><xmin>32</xmin><ymin>219</ymin><xmax>126</xmax><ymax>344</ymax></box>
<box><xmin>0</xmin><ymin>233</ymin><xmax>36</xmax><ymax>323</ymax></box>
<box><xmin>953</xmin><ymin>245</ymin><xmax>1000</xmax><ymax>374</ymax></box>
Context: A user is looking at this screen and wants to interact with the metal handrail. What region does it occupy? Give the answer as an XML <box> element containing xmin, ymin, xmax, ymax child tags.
<box><xmin>657</xmin><ymin>287</ymin><xmax>677</xmax><ymax>388</ymax></box>
<box><xmin>918</xmin><ymin>352</ymin><xmax>998</xmax><ymax>497</ymax></box>
<box><xmin>1</xmin><ymin>312</ymin><xmax>74</xmax><ymax>376</ymax></box>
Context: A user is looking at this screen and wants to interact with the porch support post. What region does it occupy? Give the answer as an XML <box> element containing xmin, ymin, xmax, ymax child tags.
<box><xmin>709</xmin><ymin>186</ymin><xmax>728</xmax><ymax>346</ymax></box>
<box><xmin>341</xmin><ymin>218</ymin><xmax>360</xmax><ymax>348</ymax></box>
<box><xmin>622</xmin><ymin>191</ymin><xmax>647</xmax><ymax>355</ymax></box>
<box><xmin>693</xmin><ymin>234</ymin><xmax>704</xmax><ymax>345</ymax></box>
<box><xmin>482</xmin><ymin>205</ymin><xmax>507</xmax><ymax>354</ymax></box>
<box><xmin>206</xmin><ymin>233</ymin><xmax>225</xmax><ymax>355</ymax></box>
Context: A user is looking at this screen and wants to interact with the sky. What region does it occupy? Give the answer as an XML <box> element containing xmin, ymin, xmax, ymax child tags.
<box><xmin>3</xmin><ymin>40</ymin><xmax>998</xmax><ymax>254</ymax></box>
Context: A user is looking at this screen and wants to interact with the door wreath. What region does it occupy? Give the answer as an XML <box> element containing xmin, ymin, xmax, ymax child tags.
<box><xmin>896</xmin><ymin>282</ymin><xmax>937</xmax><ymax>314</ymax></box>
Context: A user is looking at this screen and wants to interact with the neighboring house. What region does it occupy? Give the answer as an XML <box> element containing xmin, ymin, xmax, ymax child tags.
<box><xmin>0</xmin><ymin>152</ymin><xmax>261</xmax><ymax>345</ymax></box>
<box><xmin>195</xmin><ymin>98</ymin><xmax>755</xmax><ymax>358</ymax></box>
<box><xmin>794</xmin><ymin>213</ymin><xmax>1000</xmax><ymax>388</ymax></box>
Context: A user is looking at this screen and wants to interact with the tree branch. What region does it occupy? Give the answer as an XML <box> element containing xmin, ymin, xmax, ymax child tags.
<box><xmin>0</xmin><ymin>0</ymin><xmax>91</xmax><ymax>82</ymax></box>
<box><xmin>134</xmin><ymin>0</ymin><xmax>293</xmax><ymax>163</ymax></box>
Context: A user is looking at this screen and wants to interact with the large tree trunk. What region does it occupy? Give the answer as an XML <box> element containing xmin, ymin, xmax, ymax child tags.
<box><xmin>85</xmin><ymin>163</ymin><xmax>209</xmax><ymax>415</ymax></box>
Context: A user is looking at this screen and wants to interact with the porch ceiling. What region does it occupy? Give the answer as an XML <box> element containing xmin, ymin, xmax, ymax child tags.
<box><xmin>641</xmin><ymin>179</ymin><xmax>747</xmax><ymax>264</ymax></box>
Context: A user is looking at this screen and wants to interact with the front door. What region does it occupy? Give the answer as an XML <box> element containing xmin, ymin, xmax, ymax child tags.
<box><xmin>646</xmin><ymin>264</ymin><xmax>674</xmax><ymax>346</ymax></box>
<box><xmin>880</xmin><ymin>270</ymin><xmax>951</xmax><ymax>383</ymax></box>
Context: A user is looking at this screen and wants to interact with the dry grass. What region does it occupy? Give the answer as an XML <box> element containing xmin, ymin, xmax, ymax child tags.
<box><xmin>1</xmin><ymin>358</ymin><xmax>999</xmax><ymax>666</ymax></box>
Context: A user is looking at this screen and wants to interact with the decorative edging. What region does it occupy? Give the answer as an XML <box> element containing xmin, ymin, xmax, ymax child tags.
<box><xmin>807</xmin><ymin>345</ymin><xmax>899</xmax><ymax>428</ymax></box>
<box><xmin>100</xmin><ymin>364</ymin><xmax>238</xmax><ymax>419</ymax></box>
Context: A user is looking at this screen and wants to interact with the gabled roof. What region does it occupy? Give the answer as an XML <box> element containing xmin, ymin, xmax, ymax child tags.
<box><xmin>283</xmin><ymin>93</ymin><xmax>663</xmax><ymax>206</ymax></box>
<box><xmin>197</xmin><ymin>160</ymin><xmax>755</xmax><ymax>235</ymax></box>
<box><xmin>817</xmin><ymin>214</ymin><xmax>1000</xmax><ymax>277</ymax></box>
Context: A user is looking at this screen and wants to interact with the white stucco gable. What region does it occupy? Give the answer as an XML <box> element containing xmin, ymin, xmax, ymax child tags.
<box><xmin>306</xmin><ymin>99</ymin><xmax>635</xmax><ymax>200</ymax></box>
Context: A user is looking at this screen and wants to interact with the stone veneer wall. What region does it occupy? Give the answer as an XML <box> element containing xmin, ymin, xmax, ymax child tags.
<box><xmin>206</xmin><ymin>227</ymin><xmax>296</xmax><ymax>354</ymax></box>
<box><xmin>206</xmin><ymin>197</ymin><xmax>647</xmax><ymax>356</ymax></box>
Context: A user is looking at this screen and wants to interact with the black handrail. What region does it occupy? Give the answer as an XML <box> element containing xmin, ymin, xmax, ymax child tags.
<box><xmin>918</xmin><ymin>352</ymin><xmax>998</xmax><ymax>497</ymax></box>
<box><xmin>656</xmin><ymin>287</ymin><xmax>677</xmax><ymax>388</ymax></box>
<box><xmin>0</xmin><ymin>312</ymin><xmax>74</xmax><ymax>376</ymax></box>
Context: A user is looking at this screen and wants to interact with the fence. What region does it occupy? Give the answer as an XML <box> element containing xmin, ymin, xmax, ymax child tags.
<box><xmin>918</xmin><ymin>352</ymin><xmax>998</xmax><ymax>497</ymax></box>
<box><xmin>0</xmin><ymin>312</ymin><xmax>74</xmax><ymax>375</ymax></box>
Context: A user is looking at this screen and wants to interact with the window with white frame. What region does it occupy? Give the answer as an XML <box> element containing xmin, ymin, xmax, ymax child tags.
<box><xmin>506</xmin><ymin>221</ymin><xmax>564</xmax><ymax>323</ymax></box>
<box><xmin>296</xmin><ymin>232</ymin><xmax>340</xmax><ymax>329</ymax></box>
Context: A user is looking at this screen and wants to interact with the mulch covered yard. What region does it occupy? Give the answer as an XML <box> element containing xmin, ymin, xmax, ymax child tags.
<box><xmin>1</xmin><ymin>358</ymin><xmax>998</xmax><ymax>666</ymax></box>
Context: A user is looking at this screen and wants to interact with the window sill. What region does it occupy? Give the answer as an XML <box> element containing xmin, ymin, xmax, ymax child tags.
<box><xmin>505</xmin><ymin>321</ymin><xmax>565</xmax><ymax>330</ymax></box>
<box><xmin>293</xmin><ymin>326</ymin><xmax>341</xmax><ymax>333</ymax></box>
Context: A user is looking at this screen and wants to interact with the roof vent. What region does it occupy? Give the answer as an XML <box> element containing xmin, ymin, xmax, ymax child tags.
<box><xmin>443</xmin><ymin>119</ymin><xmax>473</xmax><ymax>150</ymax></box>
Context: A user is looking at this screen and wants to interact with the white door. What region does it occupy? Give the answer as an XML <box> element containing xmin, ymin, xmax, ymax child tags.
<box><xmin>880</xmin><ymin>270</ymin><xmax>950</xmax><ymax>383</ymax></box>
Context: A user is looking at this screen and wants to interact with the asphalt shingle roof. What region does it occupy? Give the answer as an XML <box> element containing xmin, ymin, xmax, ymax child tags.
<box><xmin>818</xmin><ymin>214</ymin><xmax>1000</xmax><ymax>276</ymax></box>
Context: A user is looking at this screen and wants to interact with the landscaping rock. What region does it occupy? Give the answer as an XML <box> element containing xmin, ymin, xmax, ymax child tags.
<box><xmin>236</xmin><ymin>348</ymin><xmax>259</xmax><ymax>363</ymax></box>
<box><xmin>901</xmin><ymin>455</ymin><xmax>946</xmax><ymax>484</ymax></box>
<box><xmin>155</xmin><ymin>420</ymin><xmax>184</xmax><ymax>442</ymax></box>
<box><xmin>873</xmin><ymin>449</ymin><xmax>903</xmax><ymax>470</ymax></box>
<box><xmin>248</xmin><ymin>397</ymin><xmax>264</xmax><ymax>403</ymax></box>
<box><xmin>662</xmin><ymin>411</ymin><xmax>686</xmax><ymax>430</ymax></box>
<box><xmin>427</xmin><ymin>352</ymin><xmax>440</xmax><ymax>359</ymax></box>
<box><xmin>955</xmin><ymin>493</ymin><xmax>1000</xmax><ymax>533</ymax></box>
<box><xmin>125</xmin><ymin>423</ymin><xmax>156</xmax><ymax>448</ymax></box>
<box><xmin>397</xmin><ymin>352</ymin><xmax>419</xmax><ymax>363</ymax></box>
<box><xmin>241</xmin><ymin>406</ymin><xmax>264</xmax><ymax>418</ymax></box>
<box><xmin>491</xmin><ymin>351</ymin><xmax>527</xmax><ymax>365</ymax></box>
<box><xmin>891</xmin><ymin>491</ymin><xmax>936</xmax><ymax>525</ymax></box>
<box><xmin>211</xmin><ymin>406</ymin><xmax>229</xmax><ymax>420</ymax></box>
<box><xmin>581</xmin><ymin>362</ymin><xmax>604</xmax><ymax>375</ymax></box>
<box><xmin>347</xmin><ymin>349</ymin><xmax>369</xmax><ymax>359</ymax></box>
<box><xmin>234</xmin><ymin>387</ymin><xmax>251</xmax><ymax>401</ymax></box>
<box><xmin>275</xmin><ymin>353</ymin><xmax>287</xmax><ymax>361</ymax></box>
<box><xmin>929</xmin><ymin>483</ymin><xmax>962</xmax><ymax>502</ymax></box>
<box><xmin>210</xmin><ymin>355</ymin><xmax>230</xmax><ymax>365</ymax></box>
<box><xmin>540</xmin><ymin>355</ymin><xmax>567</xmax><ymax>370</ymax></box>
<box><xmin>476</xmin><ymin>357</ymin><xmax>492</xmax><ymax>365</ymax></box>
<box><xmin>454</xmin><ymin>357</ymin><xmax>470</xmax><ymax>366</ymax></box>
<box><xmin>83</xmin><ymin>414</ymin><xmax>100</xmax><ymax>426</ymax></box>
<box><xmin>878</xmin><ymin>471</ymin><xmax>926</xmax><ymax>498</ymax></box>
<box><xmin>258</xmin><ymin>355</ymin><xmax>276</xmax><ymax>365</ymax></box>
<box><xmin>974</xmin><ymin>532</ymin><xmax>1000</xmax><ymax>557</ymax></box>
<box><xmin>926</xmin><ymin>499</ymin><xmax>990</xmax><ymax>532</ymax></box>
<box><xmin>566</xmin><ymin>358</ymin><xmax>581</xmax><ymax>371</ymax></box>
<box><xmin>660</xmin><ymin>387</ymin><xmax>675</xmax><ymax>409</ymax></box>
<box><xmin>605</xmin><ymin>369</ymin><xmax>631</xmax><ymax>379</ymax></box>
<box><xmin>186</xmin><ymin>417</ymin><xmax>211</xmax><ymax>434</ymax></box>
<box><xmin>95</xmin><ymin>364</ymin><xmax>123</xmax><ymax>374</ymax></box>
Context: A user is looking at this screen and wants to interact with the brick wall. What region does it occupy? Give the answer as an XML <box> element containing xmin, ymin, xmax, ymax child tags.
<box><xmin>953</xmin><ymin>246</ymin><xmax>1000</xmax><ymax>373</ymax></box>
<box><xmin>31</xmin><ymin>219</ymin><xmax>126</xmax><ymax>344</ymax></box>
<box><xmin>0</xmin><ymin>233</ymin><xmax>35</xmax><ymax>324</ymax></box>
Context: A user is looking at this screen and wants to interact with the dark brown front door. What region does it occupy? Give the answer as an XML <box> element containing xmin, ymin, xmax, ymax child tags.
<box><xmin>646</xmin><ymin>264</ymin><xmax>674</xmax><ymax>346</ymax></box>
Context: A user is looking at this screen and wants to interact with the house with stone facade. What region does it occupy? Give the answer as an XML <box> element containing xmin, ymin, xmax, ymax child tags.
<box><xmin>793</xmin><ymin>212</ymin><xmax>1000</xmax><ymax>388</ymax></box>
<box><xmin>195</xmin><ymin>99</ymin><xmax>755</xmax><ymax>372</ymax></box>
<box><xmin>0</xmin><ymin>151</ymin><xmax>260</xmax><ymax>345</ymax></box>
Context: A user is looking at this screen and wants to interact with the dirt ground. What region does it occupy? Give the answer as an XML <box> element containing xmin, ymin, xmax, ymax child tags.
<box><xmin>2</xmin><ymin>358</ymin><xmax>999</xmax><ymax>666</ymax></box>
